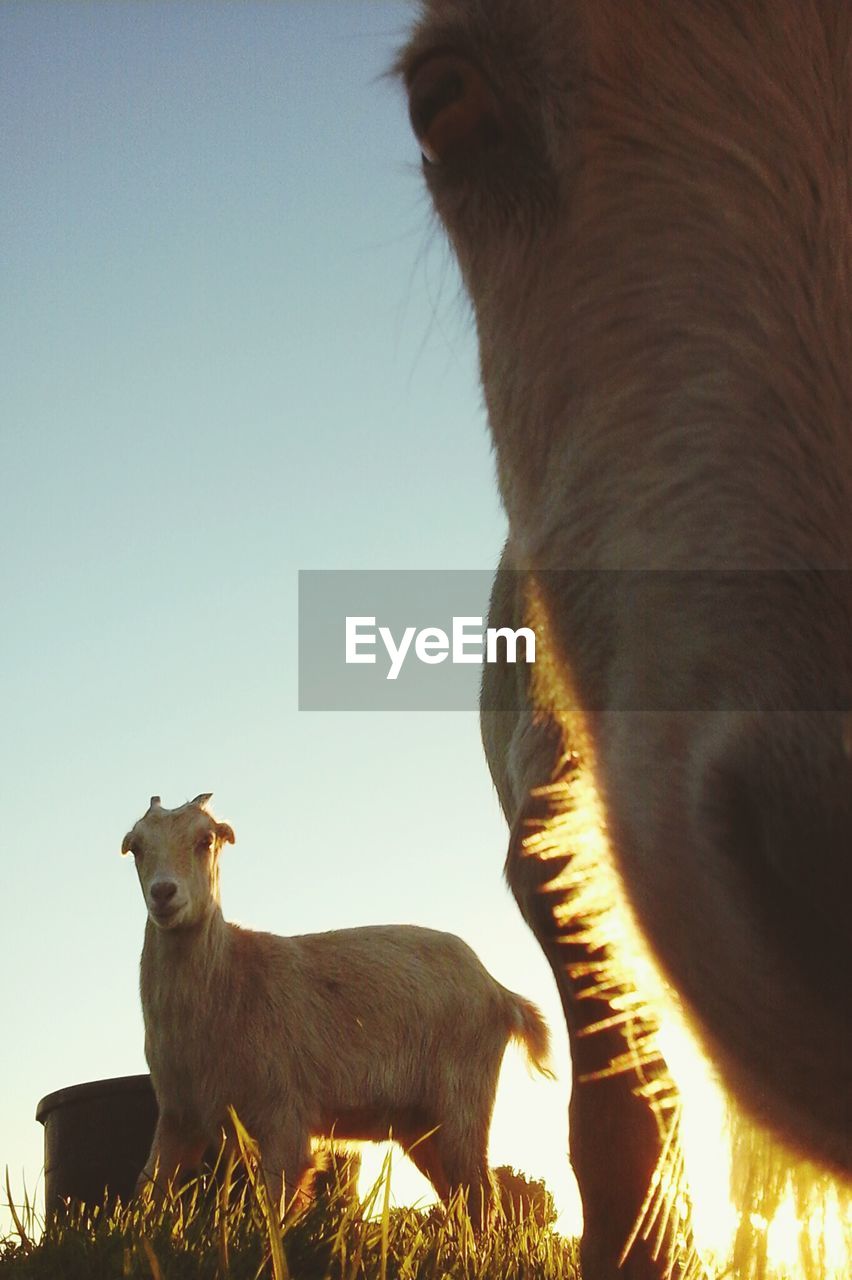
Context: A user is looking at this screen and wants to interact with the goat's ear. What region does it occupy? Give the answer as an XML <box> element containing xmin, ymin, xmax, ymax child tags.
<box><xmin>121</xmin><ymin>831</ymin><xmax>134</xmax><ymax>857</ymax></box>
<box><xmin>215</xmin><ymin>822</ymin><xmax>235</xmax><ymax>846</ymax></box>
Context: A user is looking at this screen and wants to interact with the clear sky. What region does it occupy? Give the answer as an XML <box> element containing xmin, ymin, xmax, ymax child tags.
<box><xmin>0</xmin><ymin>0</ymin><xmax>579</xmax><ymax>1235</ymax></box>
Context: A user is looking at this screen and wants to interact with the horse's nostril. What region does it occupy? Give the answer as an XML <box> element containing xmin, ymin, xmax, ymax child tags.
<box><xmin>707</xmin><ymin>719</ymin><xmax>852</xmax><ymax>1004</ymax></box>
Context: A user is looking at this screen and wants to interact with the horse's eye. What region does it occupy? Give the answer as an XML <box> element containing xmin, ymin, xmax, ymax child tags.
<box><xmin>407</xmin><ymin>52</ymin><xmax>502</xmax><ymax>165</ymax></box>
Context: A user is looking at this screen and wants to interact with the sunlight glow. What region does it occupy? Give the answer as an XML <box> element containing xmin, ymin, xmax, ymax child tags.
<box><xmin>652</xmin><ymin>937</ymin><xmax>850</xmax><ymax>1280</ymax></box>
<box><xmin>655</xmin><ymin>1016</ymin><xmax>737</xmax><ymax>1257</ymax></box>
<box><xmin>523</xmin><ymin>580</ymin><xmax>852</xmax><ymax>1279</ymax></box>
<box><xmin>353</xmin><ymin>1041</ymin><xmax>582</xmax><ymax>1235</ymax></box>
<box><xmin>357</xmin><ymin>1142</ymin><xmax>437</xmax><ymax>1214</ymax></box>
<box><xmin>487</xmin><ymin>1041</ymin><xmax>582</xmax><ymax>1236</ymax></box>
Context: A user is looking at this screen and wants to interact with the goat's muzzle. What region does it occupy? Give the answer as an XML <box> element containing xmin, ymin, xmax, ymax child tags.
<box><xmin>148</xmin><ymin>879</ymin><xmax>182</xmax><ymax>926</ymax></box>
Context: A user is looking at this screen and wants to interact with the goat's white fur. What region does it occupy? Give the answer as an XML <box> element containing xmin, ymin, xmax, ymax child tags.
<box><xmin>123</xmin><ymin>793</ymin><xmax>551</xmax><ymax>1219</ymax></box>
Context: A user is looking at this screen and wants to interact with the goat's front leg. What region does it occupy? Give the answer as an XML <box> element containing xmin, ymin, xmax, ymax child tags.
<box><xmin>136</xmin><ymin>1112</ymin><xmax>207</xmax><ymax>1202</ymax></box>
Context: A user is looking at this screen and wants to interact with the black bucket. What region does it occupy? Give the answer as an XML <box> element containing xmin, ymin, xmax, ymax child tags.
<box><xmin>36</xmin><ymin>1075</ymin><xmax>362</xmax><ymax>1217</ymax></box>
<box><xmin>36</xmin><ymin>1074</ymin><xmax>157</xmax><ymax>1215</ymax></box>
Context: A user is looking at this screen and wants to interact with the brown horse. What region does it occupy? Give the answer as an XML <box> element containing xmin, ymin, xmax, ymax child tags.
<box><xmin>398</xmin><ymin>3</ymin><xmax>851</xmax><ymax>1276</ymax></box>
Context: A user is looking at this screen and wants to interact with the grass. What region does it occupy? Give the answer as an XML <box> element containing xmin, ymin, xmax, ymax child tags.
<box><xmin>0</xmin><ymin>1151</ymin><xmax>580</xmax><ymax>1280</ymax></box>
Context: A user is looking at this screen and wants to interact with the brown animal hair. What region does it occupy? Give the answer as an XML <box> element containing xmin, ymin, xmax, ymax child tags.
<box><xmin>399</xmin><ymin>3</ymin><xmax>851</xmax><ymax>1277</ymax></box>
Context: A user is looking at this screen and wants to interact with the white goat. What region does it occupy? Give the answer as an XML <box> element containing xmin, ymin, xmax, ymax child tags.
<box><xmin>399</xmin><ymin>2</ymin><xmax>851</xmax><ymax>1277</ymax></box>
<box><xmin>122</xmin><ymin>793</ymin><xmax>551</xmax><ymax>1220</ymax></box>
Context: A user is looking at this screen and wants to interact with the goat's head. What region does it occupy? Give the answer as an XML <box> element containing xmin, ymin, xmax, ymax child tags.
<box><xmin>399</xmin><ymin>0</ymin><xmax>852</xmax><ymax>1184</ymax></box>
<box><xmin>122</xmin><ymin>793</ymin><xmax>235</xmax><ymax>931</ymax></box>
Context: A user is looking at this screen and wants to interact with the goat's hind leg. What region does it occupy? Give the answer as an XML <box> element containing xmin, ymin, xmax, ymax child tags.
<box><xmin>406</xmin><ymin>1128</ymin><xmax>491</xmax><ymax>1228</ymax></box>
<box><xmin>405</xmin><ymin>1130</ymin><xmax>450</xmax><ymax>1202</ymax></box>
<box><xmin>433</xmin><ymin>1120</ymin><xmax>494</xmax><ymax>1230</ymax></box>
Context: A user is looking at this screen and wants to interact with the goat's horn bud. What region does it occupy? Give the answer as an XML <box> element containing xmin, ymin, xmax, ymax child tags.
<box><xmin>191</xmin><ymin>792</ymin><xmax>213</xmax><ymax>808</ymax></box>
<box><xmin>148</xmin><ymin>795</ymin><xmax>162</xmax><ymax>810</ymax></box>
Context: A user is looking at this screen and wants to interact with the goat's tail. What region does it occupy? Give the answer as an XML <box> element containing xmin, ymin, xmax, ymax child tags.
<box><xmin>505</xmin><ymin>992</ymin><xmax>553</xmax><ymax>1078</ymax></box>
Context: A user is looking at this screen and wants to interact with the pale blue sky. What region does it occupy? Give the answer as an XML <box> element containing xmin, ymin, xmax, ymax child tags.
<box><xmin>1</xmin><ymin>0</ymin><xmax>577</xmax><ymax>1231</ymax></box>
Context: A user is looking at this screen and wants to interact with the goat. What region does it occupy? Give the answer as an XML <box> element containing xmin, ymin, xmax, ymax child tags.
<box><xmin>398</xmin><ymin>2</ymin><xmax>851</xmax><ymax>1277</ymax></box>
<box><xmin>122</xmin><ymin>792</ymin><xmax>551</xmax><ymax>1222</ymax></box>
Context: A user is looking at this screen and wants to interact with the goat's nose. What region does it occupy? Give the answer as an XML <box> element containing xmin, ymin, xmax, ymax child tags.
<box><xmin>150</xmin><ymin>880</ymin><xmax>177</xmax><ymax>905</ymax></box>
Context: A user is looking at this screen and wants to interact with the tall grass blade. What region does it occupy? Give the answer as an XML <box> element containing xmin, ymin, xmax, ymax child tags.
<box><xmin>379</xmin><ymin>1147</ymin><xmax>392</xmax><ymax>1280</ymax></box>
<box><xmin>4</xmin><ymin>1167</ymin><xmax>32</xmax><ymax>1253</ymax></box>
<box><xmin>229</xmin><ymin>1106</ymin><xmax>290</xmax><ymax>1280</ymax></box>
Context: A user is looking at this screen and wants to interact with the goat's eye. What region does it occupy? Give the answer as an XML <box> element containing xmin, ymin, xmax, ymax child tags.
<box><xmin>407</xmin><ymin>53</ymin><xmax>502</xmax><ymax>166</ymax></box>
<box><xmin>131</xmin><ymin>846</ymin><xmax>143</xmax><ymax>862</ymax></box>
<box><xmin>196</xmin><ymin>834</ymin><xmax>213</xmax><ymax>854</ymax></box>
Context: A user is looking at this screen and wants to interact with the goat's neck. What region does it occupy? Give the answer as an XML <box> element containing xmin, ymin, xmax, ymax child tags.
<box><xmin>141</xmin><ymin>906</ymin><xmax>230</xmax><ymax>992</ymax></box>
